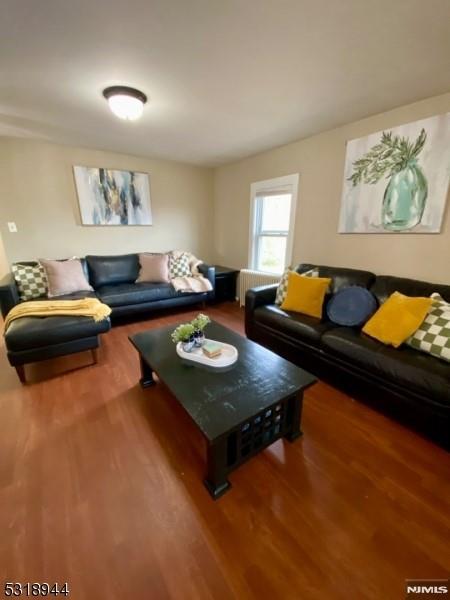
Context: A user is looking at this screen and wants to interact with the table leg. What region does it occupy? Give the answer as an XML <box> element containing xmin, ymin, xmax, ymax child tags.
<box><xmin>139</xmin><ymin>356</ymin><xmax>156</xmax><ymax>388</ymax></box>
<box><xmin>15</xmin><ymin>365</ymin><xmax>26</xmax><ymax>384</ymax></box>
<box><xmin>284</xmin><ymin>392</ymin><xmax>304</xmax><ymax>442</ymax></box>
<box><xmin>204</xmin><ymin>437</ymin><xmax>231</xmax><ymax>499</ymax></box>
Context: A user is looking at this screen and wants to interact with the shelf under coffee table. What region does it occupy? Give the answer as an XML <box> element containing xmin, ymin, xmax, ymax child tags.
<box><xmin>129</xmin><ymin>321</ymin><xmax>317</xmax><ymax>499</ymax></box>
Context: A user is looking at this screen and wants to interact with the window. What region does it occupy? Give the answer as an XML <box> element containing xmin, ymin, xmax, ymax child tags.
<box><xmin>249</xmin><ymin>174</ymin><xmax>298</xmax><ymax>274</ymax></box>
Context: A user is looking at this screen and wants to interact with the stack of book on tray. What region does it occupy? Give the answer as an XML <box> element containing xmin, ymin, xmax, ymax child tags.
<box><xmin>202</xmin><ymin>342</ymin><xmax>222</xmax><ymax>358</ymax></box>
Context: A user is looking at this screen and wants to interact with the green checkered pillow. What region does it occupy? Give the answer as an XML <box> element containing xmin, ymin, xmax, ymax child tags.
<box><xmin>169</xmin><ymin>252</ymin><xmax>191</xmax><ymax>278</ymax></box>
<box><xmin>12</xmin><ymin>262</ymin><xmax>48</xmax><ymax>301</ymax></box>
<box><xmin>407</xmin><ymin>293</ymin><xmax>450</xmax><ymax>363</ymax></box>
<box><xmin>275</xmin><ymin>267</ymin><xmax>319</xmax><ymax>305</ymax></box>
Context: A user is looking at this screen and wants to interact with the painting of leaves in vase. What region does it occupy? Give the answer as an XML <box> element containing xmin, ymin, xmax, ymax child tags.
<box><xmin>339</xmin><ymin>113</ymin><xmax>450</xmax><ymax>233</ymax></box>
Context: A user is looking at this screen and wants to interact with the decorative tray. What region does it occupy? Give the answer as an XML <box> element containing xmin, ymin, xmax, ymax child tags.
<box><xmin>176</xmin><ymin>338</ymin><xmax>238</xmax><ymax>368</ymax></box>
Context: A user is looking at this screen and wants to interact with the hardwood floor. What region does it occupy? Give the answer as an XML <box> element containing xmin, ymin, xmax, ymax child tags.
<box><xmin>0</xmin><ymin>302</ymin><xmax>449</xmax><ymax>600</ymax></box>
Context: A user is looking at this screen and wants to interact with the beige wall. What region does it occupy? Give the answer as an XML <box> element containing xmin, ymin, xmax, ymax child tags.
<box><xmin>0</xmin><ymin>233</ymin><xmax>8</xmax><ymax>278</ymax></box>
<box><xmin>0</xmin><ymin>138</ymin><xmax>214</xmax><ymax>264</ymax></box>
<box><xmin>213</xmin><ymin>92</ymin><xmax>450</xmax><ymax>284</ymax></box>
<box><xmin>2</xmin><ymin>93</ymin><xmax>449</xmax><ymax>283</ymax></box>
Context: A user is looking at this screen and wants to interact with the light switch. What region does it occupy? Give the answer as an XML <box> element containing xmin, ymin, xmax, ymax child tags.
<box><xmin>7</xmin><ymin>222</ymin><xmax>18</xmax><ymax>233</ymax></box>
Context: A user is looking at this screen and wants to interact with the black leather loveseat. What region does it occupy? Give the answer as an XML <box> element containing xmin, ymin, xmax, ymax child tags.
<box><xmin>246</xmin><ymin>264</ymin><xmax>450</xmax><ymax>449</ymax></box>
<box><xmin>0</xmin><ymin>253</ymin><xmax>215</xmax><ymax>382</ymax></box>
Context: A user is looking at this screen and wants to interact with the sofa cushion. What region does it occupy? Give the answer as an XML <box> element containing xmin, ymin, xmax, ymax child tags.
<box><xmin>370</xmin><ymin>275</ymin><xmax>450</xmax><ymax>305</ymax></box>
<box><xmin>11</xmin><ymin>262</ymin><xmax>48</xmax><ymax>301</ymax></box>
<box><xmin>40</xmin><ymin>258</ymin><xmax>93</xmax><ymax>297</ymax></box>
<box><xmin>253</xmin><ymin>304</ymin><xmax>335</xmax><ymax>347</ymax></box>
<box><xmin>136</xmin><ymin>253</ymin><xmax>170</xmax><ymax>283</ymax></box>
<box><xmin>96</xmin><ymin>282</ymin><xmax>181</xmax><ymax>307</ymax></box>
<box><xmin>326</xmin><ymin>286</ymin><xmax>377</xmax><ymax>327</ymax></box>
<box><xmin>86</xmin><ymin>254</ymin><xmax>140</xmax><ymax>288</ymax></box>
<box><xmin>407</xmin><ymin>293</ymin><xmax>450</xmax><ymax>363</ymax></box>
<box><xmin>281</xmin><ymin>273</ymin><xmax>331</xmax><ymax>318</ymax></box>
<box><xmin>296</xmin><ymin>264</ymin><xmax>376</xmax><ymax>294</ymax></box>
<box><xmin>275</xmin><ymin>267</ymin><xmax>318</xmax><ymax>305</ymax></box>
<box><xmin>362</xmin><ymin>292</ymin><xmax>432</xmax><ymax>348</ymax></box>
<box><xmin>321</xmin><ymin>327</ymin><xmax>450</xmax><ymax>406</ymax></box>
<box><xmin>5</xmin><ymin>315</ymin><xmax>111</xmax><ymax>352</ymax></box>
<box><xmin>44</xmin><ymin>290</ymin><xmax>98</xmax><ymax>302</ymax></box>
<box><xmin>169</xmin><ymin>252</ymin><xmax>192</xmax><ymax>278</ymax></box>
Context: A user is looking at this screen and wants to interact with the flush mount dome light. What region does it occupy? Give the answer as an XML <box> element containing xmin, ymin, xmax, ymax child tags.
<box><xmin>103</xmin><ymin>86</ymin><xmax>147</xmax><ymax>121</ymax></box>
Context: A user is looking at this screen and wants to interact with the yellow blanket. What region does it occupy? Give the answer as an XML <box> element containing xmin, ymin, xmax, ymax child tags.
<box><xmin>4</xmin><ymin>298</ymin><xmax>112</xmax><ymax>332</ymax></box>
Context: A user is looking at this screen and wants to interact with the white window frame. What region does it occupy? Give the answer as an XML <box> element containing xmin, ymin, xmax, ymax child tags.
<box><xmin>248</xmin><ymin>173</ymin><xmax>299</xmax><ymax>274</ymax></box>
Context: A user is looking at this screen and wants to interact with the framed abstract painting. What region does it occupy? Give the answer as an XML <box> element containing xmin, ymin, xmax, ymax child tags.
<box><xmin>339</xmin><ymin>113</ymin><xmax>450</xmax><ymax>233</ymax></box>
<box><xmin>73</xmin><ymin>166</ymin><xmax>152</xmax><ymax>225</ymax></box>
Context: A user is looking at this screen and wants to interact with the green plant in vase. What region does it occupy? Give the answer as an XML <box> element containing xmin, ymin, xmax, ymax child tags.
<box><xmin>191</xmin><ymin>313</ymin><xmax>211</xmax><ymax>347</ymax></box>
<box><xmin>171</xmin><ymin>323</ymin><xmax>196</xmax><ymax>352</ymax></box>
<box><xmin>348</xmin><ymin>128</ymin><xmax>428</xmax><ymax>231</ymax></box>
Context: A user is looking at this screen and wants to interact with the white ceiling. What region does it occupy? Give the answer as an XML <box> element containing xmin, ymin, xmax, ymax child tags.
<box><xmin>1</xmin><ymin>0</ymin><xmax>449</xmax><ymax>166</ymax></box>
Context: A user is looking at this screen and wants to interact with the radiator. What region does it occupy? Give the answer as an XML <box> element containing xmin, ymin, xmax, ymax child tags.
<box><xmin>238</xmin><ymin>269</ymin><xmax>280</xmax><ymax>306</ymax></box>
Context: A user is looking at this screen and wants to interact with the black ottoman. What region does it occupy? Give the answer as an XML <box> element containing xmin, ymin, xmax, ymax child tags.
<box><xmin>5</xmin><ymin>315</ymin><xmax>111</xmax><ymax>383</ymax></box>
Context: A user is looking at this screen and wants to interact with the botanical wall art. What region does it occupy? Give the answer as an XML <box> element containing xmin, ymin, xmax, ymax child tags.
<box><xmin>73</xmin><ymin>166</ymin><xmax>152</xmax><ymax>225</ymax></box>
<box><xmin>339</xmin><ymin>113</ymin><xmax>450</xmax><ymax>233</ymax></box>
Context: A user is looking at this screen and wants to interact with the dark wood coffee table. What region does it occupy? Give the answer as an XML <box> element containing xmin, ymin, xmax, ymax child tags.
<box><xmin>129</xmin><ymin>321</ymin><xmax>316</xmax><ymax>499</ymax></box>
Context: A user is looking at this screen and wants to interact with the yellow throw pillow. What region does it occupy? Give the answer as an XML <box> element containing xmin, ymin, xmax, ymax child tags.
<box><xmin>281</xmin><ymin>272</ymin><xmax>332</xmax><ymax>318</ymax></box>
<box><xmin>362</xmin><ymin>291</ymin><xmax>432</xmax><ymax>348</ymax></box>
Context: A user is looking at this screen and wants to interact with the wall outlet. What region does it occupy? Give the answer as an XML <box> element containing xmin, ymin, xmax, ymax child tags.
<box><xmin>7</xmin><ymin>222</ymin><xmax>18</xmax><ymax>233</ymax></box>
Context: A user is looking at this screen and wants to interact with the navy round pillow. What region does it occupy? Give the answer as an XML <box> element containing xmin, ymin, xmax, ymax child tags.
<box><xmin>326</xmin><ymin>286</ymin><xmax>377</xmax><ymax>327</ymax></box>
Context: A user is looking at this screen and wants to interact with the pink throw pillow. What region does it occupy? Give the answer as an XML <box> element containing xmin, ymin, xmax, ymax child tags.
<box><xmin>136</xmin><ymin>253</ymin><xmax>170</xmax><ymax>283</ymax></box>
<box><xmin>39</xmin><ymin>258</ymin><xmax>93</xmax><ymax>297</ymax></box>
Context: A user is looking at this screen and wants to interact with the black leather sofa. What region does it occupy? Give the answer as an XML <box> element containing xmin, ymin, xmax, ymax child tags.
<box><xmin>84</xmin><ymin>254</ymin><xmax>214</xmax><ymax>317</ymax></box>
<box><xmin>0</xmin><ymin>253</ymin><xmax>215</xmax><ymax>382</ymax></box>
<box><xmin>246</xmin><ymin>264</ymin><xmax>450</xmax><ymax>449</ymax></box>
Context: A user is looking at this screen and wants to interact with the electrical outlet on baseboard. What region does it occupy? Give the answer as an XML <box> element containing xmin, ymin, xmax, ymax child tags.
<box><xmin>7</xmin><ymin>222</ymin><xmax>18</xmax><ymax>233</ymax></box>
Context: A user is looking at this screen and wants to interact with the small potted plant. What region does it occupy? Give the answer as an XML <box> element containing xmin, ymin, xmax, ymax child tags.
<box><xmin>171</xmin><ymin>323</ymin><xmax>196</xmax><ymax>352</ymax></box>
<box><xmin>191</xmin><ymin>313</ymin><xmax>211</xmax><ymax>347</ymax></box>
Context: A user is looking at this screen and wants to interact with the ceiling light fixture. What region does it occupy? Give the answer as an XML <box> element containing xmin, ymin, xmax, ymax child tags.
<box><xmin>102</xmin><ymin>86</ymin><xmax>147</xmax><ymax>121</ymax></box>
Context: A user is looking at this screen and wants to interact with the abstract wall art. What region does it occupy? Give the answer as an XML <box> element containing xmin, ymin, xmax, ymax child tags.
<box><xmin>339</xmin><ymin>113</ymin><xmax>450</xmax><ymax>233</ymax></box>
<box><xmin>73</xmin><ymin>166</ymin><xmax>152</xmax><ymax>225</ymax></box>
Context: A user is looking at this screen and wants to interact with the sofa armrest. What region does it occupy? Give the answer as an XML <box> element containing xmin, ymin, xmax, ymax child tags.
<box><xmin>0</xmin><ymin>272</ymin><xmax>20</xmax><ymax>318</ymax></box>
<box><xmin>245</xmin><ymin>284</ymin><xmax>277</xmax><ymax>312</ymax></box>
<box><xmin>245</xmin><ymin>284</ymin><xmax>278</xmax><ymax>338</ymax></box>
<box><xmin>197</xmin><ymin>263</ymin><xmax>215</xmax><ymax>297</ymax></box>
